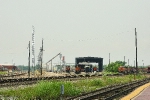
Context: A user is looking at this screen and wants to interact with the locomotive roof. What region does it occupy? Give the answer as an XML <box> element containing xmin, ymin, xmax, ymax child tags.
<box><xmin>78</xmin><ymin>62</ymin><xmax>92</xmax><ymax>65</ymax></box>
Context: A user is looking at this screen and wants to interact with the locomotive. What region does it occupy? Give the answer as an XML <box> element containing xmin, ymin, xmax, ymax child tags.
<box><xmin>75</xmin><ymin>62</ymin><xmax>98</xmax><ymax>74</ymax></box>
<box><xmin>65</xmin><ymin>66</ymin><xmax>70</xmax><ymax>73</ymax></box>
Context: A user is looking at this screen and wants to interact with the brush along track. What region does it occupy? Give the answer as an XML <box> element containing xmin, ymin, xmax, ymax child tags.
<box><xmin>0</xmin><ymin>73</ymin><xmax>123</xmax><ymax>88</ymax></box>
<box><xmin>66</xmin><ymin>78</ymin><xmax>150</xmax><ymax>100</ymax></box>
<box><xmin>0</xmin><ymin>75</ymin><xmax>96</xmax><ymax>87</ymax></box>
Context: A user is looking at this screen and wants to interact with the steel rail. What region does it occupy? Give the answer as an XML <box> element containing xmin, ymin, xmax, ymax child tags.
<box><xmin>66</xmin><ymin>78</ymin><xmax>150</xmax><ymax>100</ymax></box>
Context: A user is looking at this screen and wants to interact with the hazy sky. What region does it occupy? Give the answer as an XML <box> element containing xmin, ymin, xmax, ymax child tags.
<box><xmin>0</xmin><ymin>0</ymin><xmax>150</xmax><ymax>66</ymax></box>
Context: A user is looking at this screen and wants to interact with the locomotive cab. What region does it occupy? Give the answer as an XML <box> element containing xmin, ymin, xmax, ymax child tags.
<box><xmin>85</xmin><ymin>66</ymin><xmax>90</xmax><ymax>73</ymax></box>
<box><xmin>75</xmin><ymin>65</ymin><xmax>81</xmax><ymax>74</ymax></box>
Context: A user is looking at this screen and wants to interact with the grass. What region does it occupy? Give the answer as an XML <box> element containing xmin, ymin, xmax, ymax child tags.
<box><xmin>0</xmin><ymin>71</ymin><xmax>7</xmax><ymax>75</ymax></box>
<box><xmin>0</xmin><ymin>73</ymin><xmax>147</xmax><ymax>99</ymax></box>
<box><xmin>0</xmin><ymin>81</ymin><xmax>81</xmax><ymax>100</ymax></box>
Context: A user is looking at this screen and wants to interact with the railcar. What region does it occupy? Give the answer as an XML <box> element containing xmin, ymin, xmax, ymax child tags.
<box><xmin>147</xmin><ymin>67</ymin><xmax>150</xmax><ymax>73</ymax></box>
<box><xmin>118</xmin><ymin>66</ymin><xmax>136</xmax><ymax>74</ymax></box>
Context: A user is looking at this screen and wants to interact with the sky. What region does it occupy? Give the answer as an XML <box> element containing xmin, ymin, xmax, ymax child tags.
<box><xmin>0</xmin><ymin>0</ymin><xmax>150</xmax><ymax>66</ymax></box>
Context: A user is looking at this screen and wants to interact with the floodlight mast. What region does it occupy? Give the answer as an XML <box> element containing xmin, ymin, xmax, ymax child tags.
<box><xmin>32</xmin><ymin>26</ymin><xmax>35</xmax><ymax>72</ymax></box>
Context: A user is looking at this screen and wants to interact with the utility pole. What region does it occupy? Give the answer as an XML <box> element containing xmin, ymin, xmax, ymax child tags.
<box><xmin>28</xmin><ymin>41</ymin><xmax>30</xmax><ymax>78</ymax></box>
<box><xmin>135</xmin><ymin>28</ymin><xmax>138</xmax><ymax>73</ymax></box>
<box><xmin>40</xmin><ymin>39</ymin><xmax>44</xmax><ymax>75</ymax></box>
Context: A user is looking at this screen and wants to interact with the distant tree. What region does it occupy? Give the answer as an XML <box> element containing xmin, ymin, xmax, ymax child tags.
<box><xmin>103</xmin><ymin>65</ymin><xmax>107</xmax><ymax>68</ymax></box>
<box><xmin>105</xmin><ymin>61</ymin><xmax>126</xmax><ymax>72</ymax></box>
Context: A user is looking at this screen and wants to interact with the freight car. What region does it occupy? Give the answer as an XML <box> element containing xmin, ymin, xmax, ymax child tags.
<box><xmin>118</xmin><ymin>66</ymin><xmax>136</xmax><ymax>74</ymax></box>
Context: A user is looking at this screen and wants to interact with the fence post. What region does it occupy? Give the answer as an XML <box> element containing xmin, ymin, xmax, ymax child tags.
<box><xmin>60</xmin><ymin>84</ymin><xmax>64</xmax><ymax>100</ymax></box>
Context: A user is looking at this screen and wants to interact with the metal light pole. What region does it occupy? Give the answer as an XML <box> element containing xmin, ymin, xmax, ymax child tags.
<box><xmin>40</xmin><ymin>39</ymin><xmax>43</xmax><ymax>75</ymax></box>
<box><xmin>142</xmin><ymin>60</ymin><xmax>144</xmax><ymax>67</ymax></box>
<box><xmin>28</xmin><ymin>41</ymin><xmax>30</xmax><ymax>78</ymax></box>
<box><xmin>142</xmin><ymin>60</ymin><xmax>144</xmax><ymax>72</ymax></box>
<box><xmin>135</xmin><ymin>28</ymin><xmax>138</xmax><ymax>73</ymax></box>
<box><xmin>59</xmin><ymin>53</ymin><xmax>62</xmax><ymax>72</ymax></box>
<box><xmin>128</xmin><ymin>59</ymin><xmax>129</xmax><ymax>72</ymax></box>
<box><xmin>124</xmin><ymin>56</ymin><xmax>125</xmax><ymax>65</ymax></box>
<box><xmin>128</xmin><ymin>59</ymin><xmax>129</xmax><ymax>66</ymax></box>
<box><xmin>109</xmin><ymin>53</ymin><xmax>110</xmax><ymax>65</ymax></box>
<box><xmin>134</xmin><ymin>60</ymin><xmax>135</xmax><ymax>68</ymax></box>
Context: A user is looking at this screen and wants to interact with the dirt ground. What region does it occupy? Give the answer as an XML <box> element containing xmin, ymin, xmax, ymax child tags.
<box><xmin>1</xmin><ymin>71</ymin><xmax>71</xmax><ymax>79</ymax></box>
<box><xmin>1</xmin><ymin>70</ymin><xmax>102</xmax><ymax>79</ymax></box>
<box><xmin>20</xmin><ymin>71</ymin><xmax>70</xmax><ymax>78</ymax></box>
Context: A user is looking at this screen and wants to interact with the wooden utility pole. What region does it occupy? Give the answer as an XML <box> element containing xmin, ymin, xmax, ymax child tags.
<box><xmin>28</xmin><ymin>41</ymin><xmax>30</xmax><ymax>77</ymax></box>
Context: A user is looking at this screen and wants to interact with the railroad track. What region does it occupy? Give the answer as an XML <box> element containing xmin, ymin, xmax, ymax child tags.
<box><xmin>0</xmin><ymin>74</ymin><xmax>99</xmax><ymax>87</ymax></box>
<box><xmin>0</xmin><ymin>73</ymin><xmax>26</xmax><ymax>79</ymax></box>
<box><xmin>0</xmin><ymin>73</ymin><xmax>123</xmax><ymax>88</ymax></box>
<box><xmin>66</xmin><ymin>78</ymin><xmax>150</xmax><ymax>100</ymax></box>
<box><xmin>0</xmin><ymin>73</ymin><xmax>143</xmax><ymax>88</ymax></box>
<box><xmin>1</xmin><ymin>73</ymin><xmax>149</xmax><ymax>99</ymax></box>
